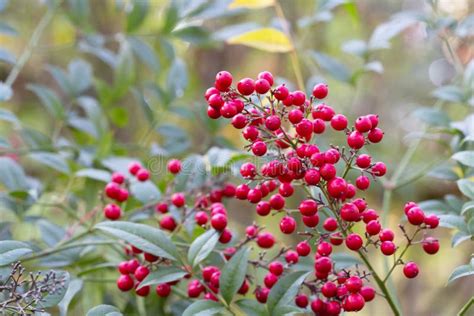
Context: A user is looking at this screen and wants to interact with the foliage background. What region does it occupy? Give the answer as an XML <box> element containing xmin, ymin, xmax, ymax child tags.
<box><xmin>0</xmin><ymin>0</ymin><xmax>472</xmax><ymax>315</ymax></box>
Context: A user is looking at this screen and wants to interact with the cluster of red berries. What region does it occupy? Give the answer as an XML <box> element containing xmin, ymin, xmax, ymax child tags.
<box><xmin>200</xmin><ymin>71</ymin><xmax>441</xmax><ymax>314</ymax></box>
<box><xmin>102</xmin><ymin>162</ymin><xmax>151</xmax><ymax>220</ymax></box>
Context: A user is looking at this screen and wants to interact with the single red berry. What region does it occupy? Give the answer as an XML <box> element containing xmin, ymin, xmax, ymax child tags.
<box><xmin>144</xmin><ymin>252</ymin><xmax>158</xmax><ymax>262</ymax></box>
<box><xmin>367</xmin><ymin>114</ymin><xmax>379</xmax><ymax>127</ymax></box>
<box><xmin>302</xmin><ymin>214</ymin><xmax>319</xmax><ymax>227</ymax></box>
<box><xmin>324</xmin><ymin>149</ymin><xmax>341</xmax><ymax>164</ymax></box>
<box><xmin>256</xmin><ymin>232</ymin><xmax>275</xmax><ymax>248</ymax></box>
<box><xmin>207</xmin><ymin>106</ymin><xmax>221</xmax><ymax>118</ymax></box>
<box><xmin>312</xmin><ymin>83</ymin><xmax>328</xmax><ymax>99</ymax></box>
<box><xmin>291</xmin><ymin>90</ymin><xmax>306</xmax><ymax>106</ymax></box>
<box><xmin>403</xmin><ymin>261</ymin><xmax>419</xmax><ymax>278</ymax></box>
<box><xmin>258</xmin><ymin>71</ymin><xmax>274</xmax><ymax>86</ymax></box>
<box><xmin>127</xmin><ymin>259</ymin><xmax>140</xmax><ymax>273</ymax></box>
<box><xmin>279</xmin><ymin>182</ymin><xmax>294</xmax><ymax>197</ymax></box>
<box><xmin>238</xmin><ymin>279</ymin><xmax>250</xmax><ymax>295</ymax></box>
<box><xmin>134</xmin><ymin>266</ymin><xmax>150</xmax><ymax>282</ymax></box>
<box><xmin>340</xmin><ymin>203</ymin><xmax>360</xmax><ymax>222</ymax></box>
<box><xmin>356</xmin><ymin>175</ymin><xmax>370</xmax><ymax>190</ymax></box>
<box><xmin>313</xmin><ymin>118</ymin><xmax>326</xmax><ymax>134</ymax></box>
<box><xmin>317</xmin><ymin>241</ymin><xmax>333</xmax><ymax>256</ymax></box>
<box><xmin>105</xmin><ymin>182</ymin><xmax>120</xmax><ymax>199</ymax></box>
<box><xmin>269</xmin><ymin>194</ymin><xmax>285</xmax><ymax>210</ymax></box>
<box><xmin>330</xmin><ymin>232</ymin><xmax>344</xmax><ymax>246</ymax></box>
<box><xmin>311</xmin><ymin>298</ymin><xmax>327</xmax><ymax>313</ymax></box>
<box><xmin>255</xmin><ymin>79</ymin><xmax>271</xmax><ymax>94</ymax></box>
<box><xmin>111</xmin><ymin>172</ymin><xmax>125</xmax><ymax>184</ymax></box>
<box><xmin>202</xmin><ymin>266</ymin><xmax>219</xmax><ymax>282</ymax></box>
<box><xmin>243</xmin><ymin>126</ymin><xmax>259</xmax><ymax>141</ymax></box>
<box><xmin>237</xmin><ymin>78</ymin><xmax>255</xmax><ymax>95</ymax></box>
<box><xmin>264</xmin><ymin>273</ymin><xmax>278</xmax><ymax>288</ymax></box>
<box><xmin>368</xmin><ymin>127</ymin><xmax>384</xmax><ymax>143</ymax></box>
<box><xmin>379</xmin><ymin>228</ymin><xmax>395</xmax><ymax>242</ymax></box>
<box><xmin>304</xmin><ymin>168</ymin><xmax>321</xmax><ymax>185</ymax></box>
<box><xmin>356</xmin><ymin>154</ymin><xmax>372</xmax><ymax>168</ymax></box>
<box><xmin>219</xmin><ymin>228</ymin><xmax>233</xmax><ymax>244</ymax></box>
<box><xmin>372</xmin><ymin>162</ymin><xmax>387</xmax><ymax>176</ymax></box>
<box><xmin>171</xmin><ymin>192</ymin><xmax>185</xmax><ymax>207</ymax></box>
<box><xmin>220</xmin><ymin>101</ymin><xmax>238</xmax><ymax>118</ymax></box>
<box><xmin>136</xmin><ymin>168</ymin><xmax>150</xmax><ymax>181</ymax></box>
<box><xmin>256</xmin><ymin>201</ymin><xmax>271</xmax><ymax>216</ymax></box>
<box><xmin>232</xmin><ymin>114</ymin><xmax>248</xmax><ymax>129</ymax></box>
<box><xmin>346</xmin><ymin>276</ymin><xmax>363</xmax><ymax>293</ymax></box>
<box><xmin>355</xmin><ymin>115</ymin><xmax>373</xmax><ymax>132</ymax></box>
<box><xmin>265</xmin><ymin>115</ymin><xmax>281</xmax><ymax>131</ymax></box>
<box><xmin>235</xmin><ymin>184</ymin><xmax>250</xmax><ymax>200</ymax></box>
<box><xmin>299</xmin><ymin>199</ymin><xmax>318</xmax><ymax>216</ymax></box>
<box><xmin>296</xmin><ymin>119</ymin><xmax>313</xmax><ymax>138</ymax></box>
<box><xmin>327</xmin><ymin>301</ymin><xmax>342</xmax><ymax>315</ymax></box>
<box><xmin>347</xmin><ymin>131</ymin><xmax>365</xmax><ymax>149</ymax></box>
<box><xmin>296</xmin><ymin>241</ymin><xmax>311</xmax><ymax>256</ymax></box>
<box><xmin>406</xmin><ymin>207</ymin><xmax>425</xmax><ymax>225</ymax></box>
<box><xmin>118</xmin><ymin>261</ymin><xmax>129</xmax><ymax>274</ymax></box>
<box><xmin>155</xmin><ymin>202</ymin><xmax>168</xmax><ymax>214</ymax></box>
<box><xmin>273</xmin><ymin>84</ymin><xmax>289</xmax><ymax>100</ymax></box>
<box><xmin>128</xmin><ymin>162</ymin><xmax>142</xmax><ymax>175</ymax></box>
<box><xmin>240</xmin><ymin>162</ymin><xmax>257</xmax><ymax>179</ymax></box>
<box><xmin>360</xmin><ymin>286</ymin><xmax>376</xmax><ymax>302</ymax></box>
<box><xmin>327</xmin><ymin>177</ymin><xmax>347</xmax><ymax>199</ymax></box>
<box><xmin>104</xmin><ymin>203</ymin><xmax>121</xmax><ymax>220</ymax></box>
<box><xmin>362</xmin><ymin>209</ymin><xmax>379</xmax><ymax>223</ymax></box>
<box><xmin>320</xmin><ymin>163</ymin><xmax>337</xmax><ymax>180</ymax></box>
<box><xmin>167</xmin><ymin>159</ymin><xmax>182</xmax><ymax>174</ymax></box>
<box><xmin>323</xmin><ymin>217</ymin><xmax>338</xmax><ymax>231</ymax></box>
<box><xmin>285</xmin><ymin>250</ymin><xmax>299</xmax><ymax>264</ymax></box>
<box><xmin>280</xmin><ymin>216</ymin><xmax>296</xmax><ymax>234</ymax></box>
<box><xmin>117</xmin><ymin>274</ymin><xmax>134</xmax><ymax>292</ymax></box>
<box><xmin>255</xmin><ymin>287</ymin><xmax>270</xmax><ymax>303</ymax></box>
<box><xmin>404</xmin><ymin>201</ymin><xmax>417</xmax><ymax>214</ymax></box>
<box><xmin>345</xmin><ymin>233</ymin><xmax>363</xmax><ymax>251</ymax></box>
<box><xmin>331</xmin><ymin>114</ymin><xmax>348</xmax><ymax>131</ymax></box>
<box><xmin>424</xmin><ymin>214</ymin><xmax>439</xmax><ymax>229</ymax></box>
<box><xmin>247</xmin><ymin>188</ymin><xmax>263</xmax><ymax>204</ymax></box>
<box><xmin>314</xmin><ymin>256</ymin><xmax>332</xmax><ymax>273</ymax></box>
<box><xmin>204</xmin><ymin>87</ymin><xmax>219</xmax><ymax>100</ymax></box>
<box><xmin>269</xmin><ymin>261</ymin><xmax>284</xmax><ymax>276</ymax></box>
<box><xmin>215</xmin><ymin>71</ymin><xmax>232</xmax><ymax>91</ymax></box>
<box><xmin>366</xmin><ymin>220</ymin><xmax>382</xmax><ymax>235</ymax></box>
<box><xmin>160</xmin><ymin>215</ymin><xmax>177</xmax><ymax>231</ymax></box>
<box><xmin>251</xmin><ymin>141</ymin><xmax>267</xmax><ymax>156</ymax></box>
<box><xmin>344</xmin><ymin>293</ymin><xmax>365</xmax><ymax>312</ymax></box>
<box><xmin>295</xmin><ymin>294</ymin><xmax>309</xmax><ymax>308</ymax></box>
<box><xmin>322</xmin><ymin>281</ymin><xmax>338</xmax><ymax>298</ymax></box>
<box><xmin>381</xmin><ymin>241</ymin><xmax>397</xmax><ymax>255</ymax></box>
<box><xmin>288</xmin><ymin>109</ymin><xmax>304</xmax><ymax>124</ymax></box>
<box><xmin>246</xmin><ymin>225</ymin><xmax>258</xmax><ymax>237</ymax></box>
<box><xmin>422</xmin><ymin>237</ymin><xmax>440</xmax><ymax>254</ymax></box>
<box><xmin>155</xmin><ymin>283</ymin><xmax>171</xmax><ymax>297</ymax></box>
<box><xmin>210</xmin><ymin>213</ymin><xmax>227</xmax><ymax>231</ymax></box>
<box><xmin>117</xmin><ymin>188</ymin><xmax>129</xmax><ymax>202</ymax></box>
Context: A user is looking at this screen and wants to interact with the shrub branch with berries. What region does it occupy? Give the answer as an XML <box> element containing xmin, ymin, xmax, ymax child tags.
<box><xmin>95</xmin><ymin>71</ymin><xmax>441</xmax><ymax>316</ymax></box>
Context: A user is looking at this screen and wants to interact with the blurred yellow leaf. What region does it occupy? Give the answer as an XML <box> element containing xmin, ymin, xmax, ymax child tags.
<box><xmin>227</xmin><ymin>28</ymin><xmax>292</xmax><ymax>53</ymax></box>
<box><xmin>228</xmin><ymin>0</ymin><xmax>274</xmax><ymax>9</ymax></box>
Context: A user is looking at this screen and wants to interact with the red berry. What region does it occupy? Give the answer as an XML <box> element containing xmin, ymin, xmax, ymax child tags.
<box><xmin>237</xmin><ymin>78</ymin><xmax>255</xmax><ymax>95</ymax></box>
<box><xmin>167</xmin><ymin>159</ymin><xmax>182</xmax><ymax>174</ymax></box>
<box><xmin>243</xmin><ymin>126</ymin><xmax>259</xmax><ymax>141</ymax></box>
<box><xmin>204</xmin><ymin>87</ymin><xmax>219</xmax><ymax>100</ymax></box>
<box><xmin>345</xmin><ymin>233</ymin><xmax>363</xmax><ymax>251</ymax></box>
<box><xmin>314</xmin><ymin>257</ymin><xmax>332</xmax><ymax>273</ymax></box>
<box><xmin>127</xmin><ymin>259</ymin><xmax>140</xmax><ymax>273</ymax></box>
<box><xmin>269</xmin><ymin>194</ymin><xmax>285</xmax><ymax>210</ymax></box>
<box><xmin>285</xmin><ymin>250</ymin><xmax>299</xmax><ymax>264</ymax></box>
<box><xmin>256</xmin><ymin>201</ymin><xmax>271</xmax><ymax>216</ymax></box>
<box><xmin>256</xmin><ymin>232</ymin><xmax>275</xmax><ymax>248</ymax></box>
<box><xmin>296</xmin><ymin>119</ymin><xmax>313</xmax><ymax>138</ymax></box>
<box><xmin>171</xmin><ymin>193</ymin><xmax>185</xmax><ymax>207</ymax></box>
<box><xmin>247</xmin><ymin>188</ymin><xmax>262</xmax><ymax>203</ymax></box>
<box><xmin>279</xmin><ymin>182</ymin><xmax>294</xmax><ymax>197</ymax></box>
<box><xmin>403</xmin><ymin>261</ymin><xmax>419</xmax><ymax>278</ymax></box>
<box><xmin>232</xmin><ymin>114</ymin><xmax>248</xmax><ymax>129</ymax></box>
<box><xmin>317</xmin><ymin>241</ymin><xmax>332</xmax><ymax>256</ymax></box>
<box><xmin>273</xmin><ymin>84</ymin><xmax>289</xmax><ymax>100</ymax></box>
<box><xmin>299</xmin><ymin>199</ymin><xmax>318</xmax><ymax>216</ymax></box>
<box><xmin>302</xmin><ymin>214</ymin><xmax>319</xmax><ymax>227</ymax></box>
<box><xmin>322</xmin><ymin>281</ymin><xmax>338</xmax><ymax>298</ymax></box>
<box><xmin>194</xmin><ymin>211</ymin><xmax>208</xmax><ymax>226</ymax></box>
<box><xmin>117</xmin><ymin>274</ymin><xmax>134</xmax><ymax>292</ymax></box>
<box><xmin>372</xmin><ymin>162</ymin><xmax>386</xmax><ymax>176</ymax></box>
<box><xmin>323</xmin><ymin>217</ymin><xmax>338</xmax><ymax>231</ymax></box>
<box><xmin>211</xmin><ymin>213</ymin><xmax>227</xmax><ymax>230</ymax></box>
<box><xmin>202</xmin><ymin>266</ymin><xmax>219</xmax><ymax>282</ymax></box>
<box><xmin>118</xmin><ymin>261</ymin><xmax>129</xmax><ymax>274</ymax></box>
<box><xmin>238</xmin><ymin>279</ymin><xmax>250</xmax><ymax>295</ymax></box>
<box><xmin>381</xmin><ymin>241</ymin><xmax>396</xmax><ymax>255</ymax></box>
<box><xmin>320</xmin><ymin>163</ymin><xmax>336</xmax><ymax>180</ymax></box>
<box><xmin>265</xmin><ymin>115</ymin><xmax>281</xmax><ymax>131</ymax></box>
<box><xmin>264</xmin><ymin>273</ymin><xmax>278</xmax><ymax>288</ymax></box>
<box><xmin>347</xmin><ymin>131</ymin><xmax>365</xmax><ymax>149</ymax></box>
<box><xmin>235</xmin><ymin>184</ymin><xmax>250</xmax><ymax>200</ymax></box>
<box><xmin>356</xmin><ymin>175</ymin><xmax>370</xmax><ymax>190</ymax></box>
<box><xmin>355</xmin><ymin>116</ymin><xmax>373</xmax><ymax>132</ymax></box>
<box><xmin>362</xmin><ymin>209</ymin><xmax>379</xmax><ymax>223</ymax></box>
<box><xmin>215</xmin><ymin>71</ymin><xmax>232</xmax><ymax>91</ymax></box>
<box><xmin>295</xmin><ymin>294</ymin><xmax>309</xmax><ymax>308</ymax></box>
<box><xmin>327</xmin><ymin>301</ymin><xmax>342</xmax><ymax>315</ymax></box>
<box><xmin>327</xmin><ymin>177</ymin><xmax>347</xmax><ymax>199</ymax></box>
<box><xmin>304</xmin><ymin>168</ymin><xmax>321</xmax><ymax>185</ymax></box>
<box><xmin>367</xmin><ymin>114</ymin><xmax>379</xmax><ymax>127</ymax></box>
<box><xmin>144</xmin><ymin>253</ymin><xmax>158</xmax><ymax>262</ymax></box>
<box><xmin>346</xmin><ymin>276</ymin><xmax>363</xmax><ymax>293</ymax></box>
<box><xmin>288</xmin><ymin>109</ymin><xmax>304</xmax><ymax>124</ymax></box>
<box><xmin>368</xmin><ymin>127</ymin><xmax>384</xmax><ymax>143</ymax></box>
<box><xmin>296</xmin><ymin>241</ymin><xmax>311</xmax><ymax>256</ymax></box>
<box><xmin>219</xmin><ymin>228</ymin><xmax>233</xmax><ymax>244</ymax></box>
<box><xmin>128</xmin><ymin>162</ymin><xmax>142</xmax><ymax>175</ymax></box>
<box><xmin>207</xmin><ymin>106</ymin><xmax>221</xmax><ymax>118</ymax></box>
<box><xmin>258</xmin><ymin>71</ymin><xmax>274</xmax><ymax>86</ymax></box>
<box><xmin>255</xmin><ymin>78</ymin><xmax>271</xmax><ymax>94</ymax></box>
<box><xmin>255</xmin><ymin>287</ymin><xmax>270</xmax><ymax>303</ymax></box>
<box><xmin>111</xmin><ymin>172</ymin><xmax>125</xmax><ymax>184</ymax></box>
<box><xmin>356</xmin><ymin>154</ymin><xmax>372</xmax><ymax>168</ymax></box>
<box><xmin>269</xmin><ymin>261</ymin><xmax>284</xmax><ymax>276</ymax></box>
<box><xmin>280</xmin><ymin>216</ymin><xmax>296</xmax><ymax>234</ymax></box>
<box><xmin>160</xmin><ymin>215</ymin><xmax>177</xmax><ymax>231</ymax></box>
<box><xmin>313</xmin><ymin>118</ymin><xmax>326</xmax><ymax>134</ymax></box>
<box><xmin>251</xmin><ymin>141</ymin><xmax>267</xmax><ymax>156</ymax></box>
<box><xmin>311</xmin><ymin>298</ymin><xmax>327</xmax><ymax>313</ymax></box>
<box><xmin>340</xmin><ymin>203</ymin><xmax>360</xmax><ymax>222</ymax></box>
<box><xmin>330</xmin><ymin>114</ymin><xmax>348</xmax><ymax>131</ymax></box>
<box><xmin>312</xmin><ymin>83</ymin><xmax>328</xmax><ymax>99</ymax></box>
<box><xmin>134</xmin><ymin>266</ymin><xmax>150</xmax><ymax>281</ymax></box>
<box><xmin>240</xmin><ymin>162</ymin><xmax>257</xmax><ymax>179</ymax></box>
<box><xmin>344</xmin><ymin>293</ymin><xmax>365</xmax><ymax>312</ymax></box>
<box><xmin>406</xmin><ymin>207</ymin><xmax>425</xmax><ymax>225</ymax></box>
<box><xmin>136</xmin><ymin>168</ymin><xmax>150</xmax><ymax>181</ymax></box>
<box><xmin>379</xmin><ymin>229</ymin><xmax>394</xmax><ymax>242</ymax></box>
<box><xmin>313</xmin><ymin>104</ymin><xmax>335</xmax><ymax>121</ymax></box>
<box><xmin>330</xmin><ymin>232</ymin><xmax>344</xmax><ymax>245</ymax></box>
<box><xmin>366</xmin><ymin>220</ymin><xmax>382</xmax><ymax>235</ymax></box>
<box><xmin>424</xmin><ymin>214</ymin><xmax>439</xmax><ymax>228</ymax></box>
<box><xmin>246</xmin><ymin>225</ymin><xmax>258</xmax><ymax>237</ymax></box>
<box><xmin>155</xmin><ymin>283</ymin><xmax>171</xmax><ymax>297</ymax></box>
<box><xmin>360</xmin><ymin>286</ymin><xmax>376</xmax><ymax>302</ymax></box>
<box><xmin>105</xmin><ymin>182</ymin><xmax>120</xmax><ymax>199</ymax></box>
<box><xmin>291</xmin><ymin>91</ymin><xmax>306</xmax><ymax>106</ymax></box>
<box><xmin>220</xmin><ymin>101</ymin><xmax>238</xmax><ymax>118</ymax></box>
<box><xmin>422</xmin><ymin>237</ymin><xmax>440</xmax><ymax>254</ymax></box>
<box><xmin>104</xmin><ymin>203</ymin><xmax>121</xmax><ymax>220</ymax></box>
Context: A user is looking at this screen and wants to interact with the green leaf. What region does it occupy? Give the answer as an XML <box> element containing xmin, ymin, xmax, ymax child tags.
<box><xmin>137</xmin><ymin>266</ymin><xmax>187</xmax><ymax>289</ymax></box>
<box><xmin>86</xmin><ymin>304</ymin><xmax>122</xmax><ymax>316</ymax></box>
<box><xmin>458</xmin><ymin>179</ymin><xmax>474</xmax><ymax>200</ymax></box>
<box><xmin>174</xmin><ymin>154</ymin><xmax>208</xmax><ymax>192</ymax></box>
<box><xmin>94</xmin><ymin>221</ymin><xmax>179</xmax><ymax>261</ymax></box>
<box><xmin>332</xmin><ymin>252</ymin><xmax>363</xmax><ymax>270</ymax></box>
<box><xmin>0</xmin><ymin>240</ymin><xmax>32</xmax><ymax>266</ymax></box>
<box><xmin>227</xmin><ymin>28</ymin><xmax>292</xmax><ymax>53</ymax></box>
<box><xmin>0</xmin><ymin>108</ymin><xmax>19</xmax><ymax>125</ymax></box>
<box><xmin>76</xmin><ymin>168</ymin><xmax>111</xmax><ymax>182</ymax></box>
<box><xmin>102</xmin><ymin>157</ymin><xmax>137</xmax><ymax>174</ymax></box>
<box><xmin>42</xmin><ymin>271</ymin><xmax>70</xmax><ymax>308</ymax></box>
<box><xmin>68</xmin><ymin>58</ymin><xmax>93</xmax><ymax>94</ymax></box>
<box><xmin>58</xmin><ymin>279</ymin><xmax>83</xmax><ymax>316</ymax></box>
<box><xmin>341</xmin><ymin>39</ymin><xmax>367</xmax><ymax>57</ymax></box>
<box><xmin>413</xmin><ymin>107</ymin><xmax>450</xmax><ymax>126</ymax></box>
<box><xmin>27</xmin><ymin>84</ymin><xmax>64</xmax><ymax>118</ymax></box>
<box><xmin>188</xmin><ymin>229</ymin><xmax>220</xmax><ymax>267</ymax></box>
<box><xmin>235</xmin><ymin>299</ymin><xmax>268</xmax><ymax>316</ymax></box>
<box><xmin>167</xmin><ymin>58</ymin><xmax>188</xmax><ymax>98</ymax></box>
<box><xmin>461</xmin><ymin>201</ymin><xmax>474</xmax><ymax>215</ymax></box>
<box><xmin>452</xmin><ymin>151</ymin><xmax>474</xmax><ymax>167</ymax></box>
<box><xmin>267</xmin><ymin>271</ymin><xmax>310</xmax><ymax>314</ymax></box>
<box><xmin>28</xmin><ymin>152</ymin><xmax>70</xmax><ymax>174</ymax></box>
<box><xmin>0</xmin><ymin>157</ymin><xmax>28</xmax><ymax>190</ymax></box>
<box><xmin>220</xmin><ymin>247</ymin><xmax>250</xmax><ymax>304</ymax></box>
<box><xmin>128</xmin><ymin>36</ymin><xmax>160</xmax><ymax>72</ymax></box>
<box><xmin>368</xmin><ymin>13</ymin><xmax>417</xmax><ymax>50</ymax></box>
<box><xmin>0</xmin><ymin>82</ymin><xmax>12</xmax><ymax>101</ymax></box>
<box><xmin>172</xmin><ymin>26</ymin><xmax>209</xmax><ymax>44</ymax></box>
<box><xmin>451</xmin><ymin>231</ymin><xmax>471</xmax><ymax>248</ymax></box>
<box><xmin>432</xmin><ymin>85</ymin><xmax>465</xmax><ymax>103</ymax></box>
<box><xmin>130</xmin><ymin>181</ymin><xmax>161</xmax><ymax>203</ymax></box>
<box><xmin>273</xmin><ymin>305</ymin><xmax>304</xmax><ymax>315</ymax></box>
<box><xmin>310</xmin><ymin>52</ymin><xmax>351</xmax><ymax>82</ymax></box>
<box><xmin>448</xmin><ymin>262</ymin><xmax>474</xmax><ymax>284</ymax></box>
<box><xmin>438</xmin><ymin>214</ymin><xmax>467</xmax><ymax>231</ymax></box>
<box><xmin>182</xmin><ymin>300</ymin><xmax>225</xmax><ymax>316</ymax></box>
<box><xmin>126</xmin><ymin>0</ymin><xmax>149</xmax><ymax>32</ymax></box>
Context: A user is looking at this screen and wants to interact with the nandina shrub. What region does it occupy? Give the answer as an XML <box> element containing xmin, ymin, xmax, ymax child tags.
<box><xmin>96</xmin><ymin>71</ymin><xmax>441</xmax><ymax>316</ymax></box>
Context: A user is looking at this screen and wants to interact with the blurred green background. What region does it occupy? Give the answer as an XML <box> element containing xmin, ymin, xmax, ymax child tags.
<box><xmin>0</xmin><ymin>0</ymin><xmax>473</xmax><ymax>315</ymax></box>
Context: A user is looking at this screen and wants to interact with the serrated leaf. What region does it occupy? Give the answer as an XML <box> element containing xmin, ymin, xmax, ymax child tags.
<box><xmin>182</xmin><ymin>300</ymin><xmax>225</xmax><ymax>316</ymax></box>
<box><xmin>0</xmin><ymin>240</ymin><xmax>32</xmax><ymax>265</ymax></box>
<box><xmin>228</xmin><ymin>0</ymin><xmax>274</xmax><ymax>9</ymax></box>
<box><xmin>86</xmin><ymin>304</ymin><xmax>122</xmax><ymax>316</ymax></box>
<box><xmin>76</xmin><ymin>168</ymin><xmax>111</xmax><ymax>182</ymax></box>
<box><xmin>0</xmin><ymin>157</ymin><xmax>28</xmax><ymax>190</ymax></box>
<box><xmin>448</xmin><ymin>263</ymin><xmax>474</xmax><ymax>284</ymax></box>
<box><xmin>458</xmin><ymin>179</ymin><xmax>474</xmax><ymax>200</ymax></box>
<box><xmin>27</xmin><ymin>84</ymin><xmax>64</xmax><ymax>118</ymax></box>
<box><xmin>138</xmin><ymin>266</ymin><xmax>187</xmax><ymax>289</ymax></box>
<box><xmin>28</xmin><ymin>152</ymin><xmax>70</xmax><ymax>174</ymax></box>
<box><xmin>452</xmin><ymin>151</ymin><xmax>474</xmax><ymax>167</ymax></box>
<box><xmin>227</xmin><ymin>28</ymin><xmax>292</xmax><ymax>53</ymax></box>
<box><xmin>94</xmin><ymin>221</ymin><xmax>179</xmax><ymax>261</ymax></box>
<box><xmin>188</xmin><ymin>229</ymin><xmax>220</xmax><ymax>267</ymax></box>
<box><xmin>267</xmin><ymin>271</ymin><xmax>310</xmax><ymax>314</ymax></box>
<box><xmin>220</xmin><ymin>247</ymin><xmax>250</xmax><ymax>304</ymax></box>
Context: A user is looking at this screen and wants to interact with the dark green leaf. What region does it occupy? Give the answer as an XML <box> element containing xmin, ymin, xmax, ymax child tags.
<box><xmin>162</xmin><ymin>4</ymin><xmax>179</xmax><ymax>33</ymax></box>
<box><xmin>126</xmin><ymin>0</ymin><xmax>149</xmax><ymax>32</ymax></box>
<box><xmin>137</xmin><ymin>266</ymin><xmax>187</xmax><ymax>289</ymax></box>
<box><xmin>27</xmin><ymin>84</ymin><xmax>64</xmax><ymax>118</ymax></box>
<box><xmin>0</xmin><ymin>240</ymin><xmax>32</xmax><ymax>266</ymax></box>
<box><xmin>220</xmin><ymin>247</ymin><xmax>250</xmax><ymax>304</ymax></box>
<box><xmin>188</xmin><ymin>229</ymin><xmax>220</xmax><ymax>267</ymax></box>
<box><xmin>86</xmin><ymin>304</ymin><xmax>122</xmax><ymax>316</ymax></box>
<box><xmin>235</xmin><ymin>299</ymin><xmax>268</xmax><ymax>316</ymax></box>
<box><xmin>182</xmin><ymin>300</ymin><xmax>225</xmax><ymax>316</ymax></box>
<box><xmin>28</xmin><ymin>152</ymin><xmax>70</xmax><ymax>174</ymax></box>
<box><xmin>452</xmin><ymin>151</ymin><xmax>474</xmax><ymax>167</ymax></box>
<box><xmin>267</xmin><ymin>271</ymin><xmax>310</xmax><ymax>314</ymax></box>
<box><xmin>0</xmin><ymin>157</ymin><xmax>28</xmax><ymax>190</ymax></box>
<box><xmin>94</xmin><ymin>221</ymin><xmax>179</xmax><ymax>261</ymax></box>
